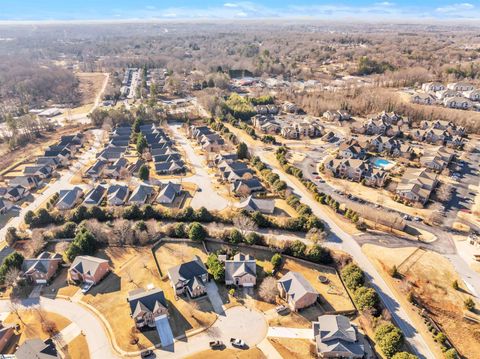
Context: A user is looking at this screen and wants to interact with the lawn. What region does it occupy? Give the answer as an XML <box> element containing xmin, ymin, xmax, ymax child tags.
<box><xmin>81</xmin><ymin>247</ymin><xmax>166</xmax><ymax>352</ymax></box>
<box><xmin>153</xmin><ymin>243</ymin><xmax>216</xmax><ymax>337</ymax></box>
<box><xmin>66</xmin><ymin>334</ymin><xmax>90</xmax><ymax>359</ymax></box>
<box><xmin>268</xmin><ymin>338</ymin><xmax>315</xmax><ymax>359</ymax></box>
<box><xmin>279</xmin><ymin>258</ymin><xmax>355</xmax><ymax>314</ymax></box>
<box><xmin>185</xmin><ymin>348</ymin><xmax>266</xmax><ymax>359</ymax></box>
<box><xmin>4</xmin><ymin>309</ymin><xmax>71</xmax><ymax>350</ymax></box>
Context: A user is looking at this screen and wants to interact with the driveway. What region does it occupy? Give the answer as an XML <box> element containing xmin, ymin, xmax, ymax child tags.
<box><xmin>155</xmin><ymin>306</ymin><xmax>268</xmax><ymax>358</ymax></box>
<box><xmin>206</xmin><ymin>281</ymin><xmax>225</xmax><ymax>316</ymax></box>
<box><xmin>169</xmin><ymin>123</ymin><xmax>229</xmax><ymax>211</ymax></box>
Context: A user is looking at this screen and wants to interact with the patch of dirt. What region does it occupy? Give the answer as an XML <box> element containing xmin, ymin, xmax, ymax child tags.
<box><xmin>76</xmin><ymin>72</ymin><xmax>107</xmax><ymax>105</ymax></box>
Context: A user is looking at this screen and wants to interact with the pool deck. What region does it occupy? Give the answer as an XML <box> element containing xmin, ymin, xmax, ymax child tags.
<box><xmin>371</xmin><ymin>157</ymin><xmax>396</xmax><ymax>171</ymax></box>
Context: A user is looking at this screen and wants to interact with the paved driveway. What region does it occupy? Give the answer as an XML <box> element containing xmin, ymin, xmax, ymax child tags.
<box><xmin>155</xmin><ymin>306</ymin><xmax>268</xmax><ymax>358</ymax></box>
<box><xmin>206</xmin><ymin>281</ymin><xmax>225</xmax><ymax>316</ymax></box>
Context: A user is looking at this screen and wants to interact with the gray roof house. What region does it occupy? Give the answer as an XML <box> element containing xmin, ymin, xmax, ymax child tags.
<box><xmin>15</xmin><ymin>338</ymin><xmax>59</xmax><ymax>359</ymax></box>
<box><xmin>9</xmin><ymin>175</ymin><xmax>40</xmax><ymax>190</ymax></box>
<box><xmin>68</xmin><ymin>255</ymin><xmax>110</xmax><ymax>284</ymax></box>
<box><xmin>127</xmin><ymin>288</ymin><xmax>169</xmax><ymax>329</ymax></box>
<box><xmin>2</xmin><ymin>185</ymin><xmax>30</xmax><ymax>202</ymax></box>
<box><xmin>83</xmin><ymin>185</ymin><xmax>107</xmax><ymax>206</ymax></box>
<box><xmin>313</xmin><ymin>315</ymin><xmax>365</xmax><ymax>358</ymax></box>
<box><xmin>224</xmin><ymin>253</ymin><xmax>257</xmax><ymax>287</ymax></box>
<box><xmin>56</xmin><ymin>187</ymin><xmax>84</xmax><ymax>210</ymax></box>
<box><xmin>167</xmin><ymin>256</ymin><xmax>208</xmax><ymax>298</ymax></box>
<box><xmin>85</xmin><ymin>160</ymin><xmax>108</xmax><ymax>179</ymax></box>
<box><xmin>107</xmin><ymin>185</ymin><xmax>129</xmax><ymax>206</ymax></box>
<box><xmin>231</xmin><ymin>178</ymin><xmax>264</xmax><ymax>196</ymax></box>
<box><xmin>277</xmin><ymin>271</ymin><xmax>318</xmax><ymax>311</ymax></box>
<box><xmin>21</xmin><ymin>252</ymin><xmax>63</xmax><ymax>284</ymax></box>
<box><xmin>238</xmin><ymin>195</ymin><xmax>275</xmax><ymax>214</ymax></box>
<box><xmin>128</xmin><ymin>185</ymin><xmax>155</xmax><ymax>205</ymax></box>
<box><xmin>23</xmin><ymin>165</ymin><xmax>53</xmax><ymax>179</ymax></box>
<box><xmin>36</xmin><ymin>156</ymin><xmax>61</xmax><ymax>168</ymax></box>
<box><xmin>0</xmin><ymin>199</ymin><xmax>10</xmax><ymax>215</ymax></box>
<box><xmin>156</xmin><ymin>182</ymin><xmax>181</xmax><ymax>204</ymax></box>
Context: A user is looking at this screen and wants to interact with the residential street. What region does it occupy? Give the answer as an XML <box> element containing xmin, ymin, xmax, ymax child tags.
<box><xmin>169</xmin><ymin>123</ymin><xmax>229</xmax><ymax>211</ymax></box>
<box><xmin>0</xmin><ymin>297</ymin><xmax>120</xmax><ymax>359</ymax></box>
<box><xmin>219</xmin><ymin>123</ymin><xmax>435</xmax><ymax>359</ymax></box>
<box><xmin>0</xmin><ymin>129</ymin><xmax>104</xmax><ymax>245</ymax></box>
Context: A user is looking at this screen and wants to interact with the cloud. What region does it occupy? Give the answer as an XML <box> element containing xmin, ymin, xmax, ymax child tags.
<box><xmin>375</xmin><ymin>1</ymin><xmax>394</xmax><ymax>6</ymax></box>
<box><xmin>436</xmin><ymin>3</ymin><xmax>474</xmax><ymax>13</ymax></box>
<box><xmin>224</xmin><ymin>3</ymin><xmax>238</xmax><ymax>8</ymax></box>
<box><xmin>236</xmin><ymin>11</ymin><xmax>248</xmax><ymax>17</ymax></box>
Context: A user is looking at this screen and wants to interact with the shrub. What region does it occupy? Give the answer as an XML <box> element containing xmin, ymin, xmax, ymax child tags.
<box><xmin>56</xmin><ymin>222</ymin><xmax>77</xmax><ymax>238</ymax></box>
<box><xmin>341</xmin><ymin>263</ymin><xmax>365</xmax><ymax>291</ymax></box>
<box><xmin>464</xmin><ymin>297</ymin><xmax>475</xmax><ymax>311</ymax></box>
<box><xmin>65</xmin><ymin>227</ymin><xmax>97</xmax><ymax>262</ymax></box>
<box><xmin>228</xmin><ymin>229</ymin><xmax>244</xmax><ymax>244</ymax></box>
<box><xmin>354</xmin><ymin>287</ymin><xmax>379</xmax><ymax>312</ymax></box>
<box><xmin>307</xmin><ymin>245</ymin><xmax>333</xmax><ymax>264</ymax></box>
<box><xmin>392</xmin><ymin>352</ymin><xmax>418</xmax><ymax>359</ymax></box>
<box><xmin>271</xmin><ymin>253</ymin><xmax>282</xmax><ymax>270</ymax></box>
<box><xmin>188</xmin><ymin>222</ymin><xmax>207</xmax><ymax>241</ymax></box>
<box><xmin>452</xmin><ymin>280</ymin><xmax>459</xmax><ymax>290</ymax></box>
<box><xmin>287</xmin><ymin>240</ymin><xmax>307</xmax><ymax>258</ymax></box>
<box><xmin>0</xmin><ymin>252</ymin><xmax>24</xmax><ymax>284</ymax></box>
<box><xmin>5</xmin><ymin>227</ymin><xmax>20</xmax><ymax>246</ymax></box>
<box><xmin>123</xmin><ymin>205</ymin><xmax>143</xmax><ymax>220</ymax></box>
<box><xmin>444</xmin><ymin>348</ymin><xmax>457</xmax><ymax>359</ymax></box>
<box><xmin>139</xmin><ymin>164</ymin><xmax>149</xmax><ymax>181</ymax></box>
<box><xmin>244</xmin><ymin>232</ymin><xmax>261</xmax><ymax>245</ymax></box>
<box><xmin>206</xmin><ymin>253</ymin><xmax>224</xmax><ymax>281</ymax></box>
<box><xmin>375</xmin><ymin>323</ymin><xmax>404</xmax><ymax>358</ymax></box>
<box><xmin>237</xmin><ymin>142</ymin><xmax>249</xmax><ymax>159</ymax></box>
<box><xmin>173</xmin><ymin>223</ymin><xmax>186</xmax><ymax>238</ymax></box>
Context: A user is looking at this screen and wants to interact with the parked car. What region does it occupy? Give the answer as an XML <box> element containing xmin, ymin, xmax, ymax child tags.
<box><xmin>209</xmin><ymin>340</ymin><xmax>224</xmax><ymax>349</ymax></box>
<box><xmin>140</xmin><ymin>349</ymin><xmax>154</xmax><ymax>358</ymax></box>
<box><xmin>230</xmin><ymin>338</ymin><xmax>245</xmax><ymax>348</ymax></box>
<box><xmin>413</xmin><ymin>217</ymin><xmax>422</xmax><ymax>222</ymax></box>
<box><xmin>403</xmin><ymin>214</ymin><xmax>411</xmax><ymax>220</ymax></box>
<box><xmin>312</xmin><ymin>172</ymin><xmax>319</xmax><ymax>175</ymax></box>
<box><xmin>275</xmin><ymin>305</ymin><xmax>288</xmax><ymax>314</ymax></box>
<box><xmin>81</xmin><ymin>282</ymin><xmax>94</xmax><ymax>294</ymax></box>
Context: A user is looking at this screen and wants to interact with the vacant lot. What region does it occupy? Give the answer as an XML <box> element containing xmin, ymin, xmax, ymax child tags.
<box><xmin>66</xmin><ymin>333</ymin><xmax>90</xmax><ymax>359</ymax></box>
<box><xmin>364</xmin><ymin>244</ymin><xmax>480</xmax><ymax>358</ymax></box>
<box><xmin>76</xmin><ymin>72</ymin><xmax>107</xmax><ymax>105</ymax></box>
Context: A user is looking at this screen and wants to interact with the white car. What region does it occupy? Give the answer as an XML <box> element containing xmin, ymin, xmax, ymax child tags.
<box><xmin>81</xmin><ymin>282</ymin><xmax>94</xmax><ymax>294</ymax></box>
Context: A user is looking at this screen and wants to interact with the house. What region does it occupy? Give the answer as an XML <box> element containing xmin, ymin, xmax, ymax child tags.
<box><xmin>396</xmin><ymin>168</ymin><xmax>438</xmax><ymax>205</ymax></box>
<box><xmin>127</xmin><ymin>288</ymin><xmax>168</xmax><ymax>329</ymax></box>
<box><xmin>129</xmin><ymin>159</ymin><xmax>146</xmax><ymax>176</ymax></box>
<box><xmin>231</xmin><ymin>178</ymin><xmax>264</xmax><ymax>196</ymax></box>
<box><xmin>156</xmin><ymin>182</ymin><xmax>182</xmax><ymax>205</ymax></box>
<box><xmin>423</xmin><ymin>128</ymin><xmax>450</xmax><ymax>144</ymax></box>
<box><xmin>104</xmin><ymin>158</ymin><xmax>129</xmax><ymax>179</ymax></box>
<box><xmin>313</xmin><ymin>315</ymin><xmax>365</xmax><ymax>359</ymax></box>
<box><xmin>277</xmin><ymin>271</ymin><xmax>318</xmax><ymax>311</ymax></box>
<box><xmin>323</xmin><ymin>110</ymin><xmax>351</xmax><ymax>122</ymax></box>
<box><xmin>435</xmin><ymin>89</ymin><xmax>461</xmax><ymax>101</ymax></box>
<box><xmin>23</xmin><ymin>165</ymin><xmax>53</xmax><ymax>179</ymax></box>
<box><xmin>21</xmin><ymin>252</ymin><xmax>62</xmax><ymax>284</ymax></box>
<box><xmin>422</xmin><ymin>82</ymin><xmax>445</xmax><ymax>92</ymax></box>
<box><xmin>338</xmin><ymin>142</ymin><xmax>366</xmax><ymax>159</ymax></box>
<box><xmin>85</xmin><ymin>160</ymin><xmax>108</xmax><ymax>179</ymax></box>
<box><xmin>56</xmin><ymin>187</ymin><xmax>84</xmax><ymax>210</ymax></box>
<box><xmin>224</xmin><ymin>253</ymin><xmax>257</xmax><ymax>287</ymax></box>
<box><xmin>155</xmin><ymin>160</ymin><xmax>185</xmax><ymax>175</ymax></box>
<box><xmin>463</xmin><ymin>89</ymin><xmax>480</xmax><ymax>101</ymax></box>
<box><xmin>15</xmin><ymin>338</ymin><xmax>59</xmax><ymax>359</ymax></box>
<box><xmin>9</xmin><ymin>175</ymin><xmax>40</xmax><ymax>190</ymax></box>
<box><xmin>68</xmin><ymin>255</ymin><xmax>110</xmax><ymax>284</ymax></box>
<box><xmin>167</xmin><ymin>256</ymin><xmax>208</xmax><ymax>298</ymax></box>
<box><xmin>107</xmin><ymin>185</ymin><xmax>129</xmax><ymax>206</ymax></box>
<box><xmin>214</xmin><ymin>153</ymin><xmax>238</xmax><ymax>166</ymax></box>
<box><xmin>218</xmin><ymin>161</ymin><xmax>253</xmax><ymax>182</ymax></box>
<box><xmin>252</xmin><ymin>115</ymin><xmax>282</xmax><ymax>134</ymax></box>
<box><xmin>128</xmin><ymin>185</ymin><xmax>155</xmax><ymax>205</ymax></box>
<box><xmin>83</xmin><ymin>185</ymin><xmax>107</xmax><ymax>206</ymax></box>
<box><xmin>280</xmin><ymin>120</ymin><xmax>323</xmax><ymax>139</ymax></box>
<box><xmin>36</xmin><ymin>156</ymin><xmax>61</xmax><ymax>168</ymax></box>
<box><xmin>420</xmin><ymin>146</ymin><xmax>455</xmax><ymax>172</ymax></box>
<box><xmin>2</xmin><ymin>185</ymin><xmax>30</xmax><ymax>202</ymax></box>
<box><xmin>443</xmin><ymin>97</ymin><xmax>473</xmax><ymax>110</ymax></box>
<box><xmin>325</xmin><ymin>159</ymin><xmax>369</xmax><ymax>182</ymax></box>
<box><xmin>238</xmin><ymin>195</ymin><xmax>275</xmax><ymax>214</ymax></box>
<box><xmin>282</xmin><ymin>102</ymin><xmax>298</xmax><ymax>113</ymax></box>
<box><xmin>200</xmin><ymin>133</ymin><xmax>225</xmax><ymax>152</ymax></box>
<box><xmin>447</xmin><ymin>82</ymin><xmax>475</xmax><ymax>92</ymax></box>
<box><xmin>411</xmin><ymin>93</ymin><xmax>435</xmax><ymax>105</ymax></box>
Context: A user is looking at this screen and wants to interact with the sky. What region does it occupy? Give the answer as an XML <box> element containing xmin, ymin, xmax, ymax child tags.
<box><xmin>1</xmin><ymin>0</ymin><xmax>480</xmax><ymax>21</ymax></box>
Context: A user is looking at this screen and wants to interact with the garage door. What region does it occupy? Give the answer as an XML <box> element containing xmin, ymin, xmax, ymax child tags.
<box><xmin>155</xmin><ymin>314</ymin><xmax>174</xmax><ymax>347</ymax></box>
<box><xmin>36</xmin><ymin>280</ymin><xmax>47</xmax><ymax>284</ymax></box>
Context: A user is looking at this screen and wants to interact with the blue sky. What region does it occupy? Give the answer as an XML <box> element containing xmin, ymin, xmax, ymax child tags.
<box><xmin>1</xmin><ymin>1</ymin><xmax>479</xmax><ymax>21</ymax></box>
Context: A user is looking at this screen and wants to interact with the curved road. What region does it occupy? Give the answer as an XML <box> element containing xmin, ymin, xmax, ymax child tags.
<box><xmin>0</xmin><ymin>297</ymin><xmax>120</xmax><ymax>359</ymax></box>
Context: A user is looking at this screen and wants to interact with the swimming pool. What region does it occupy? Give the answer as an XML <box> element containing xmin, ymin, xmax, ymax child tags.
<box><xmin>372</xmin><ymin>158</ymin><xmax>395</xmax><ymax>170</ymax></box>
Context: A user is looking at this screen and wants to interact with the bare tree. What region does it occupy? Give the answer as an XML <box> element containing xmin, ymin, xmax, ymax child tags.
<box><xmin>112</xmin><ymin>219</ymin><xmax>135</xmax><ymax>245</ymax></box>
<box><xmin>258</xmin><ymin>277</ymin><xmax>279</xmax><ymax>303</ymax></box>
<box><xmin>233</xmin><ymin>214</ymin><xmax>258</xmax><ymax>236</ymax></box>
<box><xmin>4</xmin><ymin>268</ymin><xmax>20</xmax><ymax>289</ymax></box>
